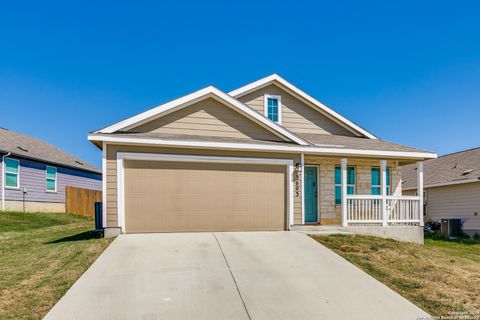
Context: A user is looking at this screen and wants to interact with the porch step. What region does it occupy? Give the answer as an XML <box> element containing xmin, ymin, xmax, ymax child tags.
<box><xmin>292</xmin><ymin>224</ymin><xmax>424</xmax><ymax>244</ymax></box>
<box><xmin>292</xmin><ymin>225</ymin><xmax>355</xmax><ymax>236</ymax></box>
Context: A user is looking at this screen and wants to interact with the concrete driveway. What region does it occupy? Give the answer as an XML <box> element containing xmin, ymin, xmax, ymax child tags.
<box><xmin>44</xmin><ymin>232</ymin><xmax>428</xmax><ymax>320</ymax></box>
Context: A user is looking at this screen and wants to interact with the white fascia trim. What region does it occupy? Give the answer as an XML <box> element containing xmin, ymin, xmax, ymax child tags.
<box><xmin>229</xmin><ymin>74</ymin><xmax>378</xmax><ymax>140</ymax></box>
<box><xmin>95</xmin><ymin>86</ymin><xmax>309</xmax><ymax>146</ymax></box>
<box><xmin>403</xmin><ymin>178</ymin><xmax>480</xmax><ymax>191</ymax></box>
<box><xmin>116</xmin><ymin>152</ymin><xmax>295</xmax><ymax>233</ymax></box>
<box><xmin>88</xmin><ymin>134</ymin><xmax>438</xmax><ymax>160</ymax></box>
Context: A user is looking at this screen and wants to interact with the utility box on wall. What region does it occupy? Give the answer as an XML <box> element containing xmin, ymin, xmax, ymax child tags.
<box><xmin>441</xmin><ymin>219</ymin><xmax>462</xmax><ymax>238</ymax></box>
<box><xmin>94</xmin><ymin>202</ymin><xmax>103</xmax><ymax>231</ymax></box>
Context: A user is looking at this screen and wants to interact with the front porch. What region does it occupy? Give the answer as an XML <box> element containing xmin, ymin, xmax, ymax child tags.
<box><xmin>297</xmin><ymin>155</ymin><xmax>424</xmax><ymax>241</ymax></box>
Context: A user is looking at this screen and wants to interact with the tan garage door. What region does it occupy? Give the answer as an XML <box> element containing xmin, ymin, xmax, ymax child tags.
<box><xmin>124</xmin><ymin>160</ymin><xmax>286</xmax><ymax>233</ymax></box>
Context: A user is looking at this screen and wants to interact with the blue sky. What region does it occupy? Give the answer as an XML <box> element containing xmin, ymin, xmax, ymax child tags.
<box><xmin>1</xmin><ymin>0</ymin><xmax>479</xmax><ymax>168</ymax></box>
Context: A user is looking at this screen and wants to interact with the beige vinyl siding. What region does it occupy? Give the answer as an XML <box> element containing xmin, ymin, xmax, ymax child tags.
<box><xmin>425</xmin><ymin>183</ymin><xmax>480</xmax><ymax>231</ymax></box>
<box><xmin>402</xmin><ymin>189</ymin><xmax>416</xmax><ymax>196</ymax></box>
<box><xmin>128</xmin><ymin>97</ymin><xmax>283</xmax><ymax>141</ymax></box>
<box><xmin>237</xmin><ymin>84</ymin><xmax>356</xmax><ymax>136</ymax></box>
<box><xmin>105</xmin><ymin>144</ymin><xmax>302</xmax><ymax>228</ymax></box>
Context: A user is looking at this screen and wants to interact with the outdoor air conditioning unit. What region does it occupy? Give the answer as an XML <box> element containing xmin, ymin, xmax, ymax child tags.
<box><xmin>440</xmin><ymin>219</ymin><xmax>462</xmax><ymax>238</ymax></box>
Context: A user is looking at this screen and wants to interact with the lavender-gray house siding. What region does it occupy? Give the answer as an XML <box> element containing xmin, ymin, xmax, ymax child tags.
<box><xmin>1</xmin><ymin>156</ymin><xmax>101</xmax><ymax>204</ymax></box>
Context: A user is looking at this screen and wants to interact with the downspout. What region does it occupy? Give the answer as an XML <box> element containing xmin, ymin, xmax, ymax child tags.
<box><xmin>1</xmin><ymin>152</ymin><xmax>11</xmax><ymax>211</ymax></box>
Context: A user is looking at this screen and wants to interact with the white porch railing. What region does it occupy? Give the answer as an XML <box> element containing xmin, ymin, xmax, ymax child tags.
<box><xmin>345</xmin><ymin>195</ymin><xmax>421</xmax><ymax>226</ymax></box>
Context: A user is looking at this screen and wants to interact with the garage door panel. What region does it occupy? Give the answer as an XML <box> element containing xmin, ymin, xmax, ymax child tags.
<box><xmin>124</xmin><ymin>160</ymin><xmax>286</xmax><ymax>233</ymax></box>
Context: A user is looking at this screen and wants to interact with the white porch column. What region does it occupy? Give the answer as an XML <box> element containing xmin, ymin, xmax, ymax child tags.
<box><xmin>341</xmin><ymin>158</ymin><xmax>348</xmax><ymax>227</ymax></box>
<box><xmin>417</xmin><ymin>161</ymin><xmax>424</xmax><ymax>226</ymax></box>
<box><xmin>380</xmin><ymin>160</ymin><xmax>388</xmax><ymax>227</ymax></box>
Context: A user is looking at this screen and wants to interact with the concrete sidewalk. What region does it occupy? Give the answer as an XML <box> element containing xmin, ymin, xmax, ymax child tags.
<box><xmin>44</xmin><ymin>232</ymin><xmax>429</xmax><ymax>320</ymax></box>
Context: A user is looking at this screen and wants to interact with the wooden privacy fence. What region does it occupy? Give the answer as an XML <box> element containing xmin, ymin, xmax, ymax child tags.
<box><xmin>65</xmin><ymin>186</ymin><xmax>102</xmax><ymax>217</ymax></box>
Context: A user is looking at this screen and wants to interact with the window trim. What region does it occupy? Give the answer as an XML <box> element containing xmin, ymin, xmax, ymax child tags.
<box><xmin>4</xmin><ymin>158</ymin><xmax>20</xmax><ymax>189</ymax></box>
<box><xmin>371</xmin><ymin>166</ymin><xmax>391</xmax><ymax>195</ymax></box>
<box><xmin>263</xmin><ymin>94</ymin><xmax>282</xmax><ymax>124</ymax></box>
<box><xmin>46</xmin><ymin>165</ymin><xmax>57</xmax><ymax>193</ymax></box>
<box><xmin>335</xmin><ymin>165</ymin><xmax>356</xmax><ymax>205</ymax></box>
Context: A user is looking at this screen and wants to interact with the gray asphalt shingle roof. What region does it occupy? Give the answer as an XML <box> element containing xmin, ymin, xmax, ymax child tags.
<box><xmin>296</xmin><ymin>133</ymin><xmax>431</xmax><ymax>153</ymax></box>
<box><xmin>402</xmin><ymin>147</ymin><xmax>480</xmax><ymax>190</ymax></box>
<box><xmin>0</xmin><ymin>128</ymin><xmax>100</xmax><ymax>174</ymax></box>
<box><xmin>93</xmin><ymin>131</ymin><xmax>433</xmax><ymax>156</ymax></box>
<box><xmin>95</xmin><ymin>132</ymin><xmax>297</xmax><ymax>146</ymax></box>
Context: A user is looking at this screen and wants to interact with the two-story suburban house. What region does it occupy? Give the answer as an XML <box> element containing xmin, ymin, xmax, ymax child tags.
<box><xmin>1</xmin><ymin>128</ymin><xmax>101</xmax><ymax>212</ymax></box>
<box><xmin>88</xmin><ymin>74</ymin><xmax>436</xmax><ymax>242</ymax></box>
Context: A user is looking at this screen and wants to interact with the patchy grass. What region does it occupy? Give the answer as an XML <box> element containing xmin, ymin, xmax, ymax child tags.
<box><xmin>0</xmin><ymin>211</ymin><xmax>86</xmax><ymax>233</ymax></box>
<box><xmin>311</xmin><ymin>234</ymin><xmax>480</xmax><ymax>317</ymax></box>
<box><xmin>0</xmin><ymin>212</ymin><xmax>114</xmax><ymax>320</ymax></box>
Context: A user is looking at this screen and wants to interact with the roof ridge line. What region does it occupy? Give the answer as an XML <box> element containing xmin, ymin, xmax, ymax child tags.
<box><xmin>437</xmin><ymin>146</ymin><xmax>480</xmax><ymax>158</ymax></box>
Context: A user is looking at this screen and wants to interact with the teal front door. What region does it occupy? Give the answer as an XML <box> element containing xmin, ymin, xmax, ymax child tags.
<box><xmin>304</xmin><ymin>166</ymin><xmax>318</xmax><ymax>223</ymax></box>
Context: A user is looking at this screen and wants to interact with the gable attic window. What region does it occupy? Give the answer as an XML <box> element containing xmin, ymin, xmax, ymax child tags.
<box><xmin>264</xmin><ymin>94</ymin><xmax>281</xmax><ymax>123</ymax></box>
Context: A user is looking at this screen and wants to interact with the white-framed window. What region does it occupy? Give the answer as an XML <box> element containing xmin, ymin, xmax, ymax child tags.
<box><xmin>4</xmin><ymin>158</ymin><xmax>20</xmax><ymax>188</ymax></box>
<box><xmin>264</xmin><ymin>94</ymin><xmax>282</xmax><ymax>123</ymax></box>
<box><xmin>371</xmin><ymin>167</ymin><xmax>391</xmax><ymax>195</ymax></box>
<box><xmin>46</xmin><ymin>166</ymin><xmax>57</xmax><ymax>192</ymax></box>
<box><xmin>334</xmin><ymin>165</ymin><xmax>355</xmax><ymax>205</ymax></box>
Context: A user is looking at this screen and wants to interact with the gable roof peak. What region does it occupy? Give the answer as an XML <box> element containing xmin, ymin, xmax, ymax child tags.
<box><xmin>229</xmin><ymin>74</ymin><xmax>378</xmax><ymax>140</ymax></box>
<box><xmin>94</xmin><ymin>84</ymin><xmax>309</xmax><ymax>146</ymax></box>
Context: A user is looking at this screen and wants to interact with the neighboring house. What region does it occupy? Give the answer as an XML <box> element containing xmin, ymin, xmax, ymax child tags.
<box><xmin>0</xmin><ymin>128</ymin><xmax>102</xmax><ymax>212</ymax></box>
<box><xmin>402</xmin><ymin>148</ymin><xmax>480</xmax><ymax>237</ymax></box>
<box><xmin>88</xmin><ymin>74</ymin><xmax>436</xmax><ymax>241</ymax></box>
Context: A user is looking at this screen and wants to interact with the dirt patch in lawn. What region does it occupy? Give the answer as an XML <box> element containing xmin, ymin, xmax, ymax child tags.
<box><xmin>311</xmin><ymin>234</ymin><xmax>480</xmax><ymax>317</ymax></box>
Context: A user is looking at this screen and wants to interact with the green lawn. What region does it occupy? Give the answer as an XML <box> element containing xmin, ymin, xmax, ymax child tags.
<box><xmin>0</xmin><ymin>211</ymin><xmax>114</xmax><ymax>320</ymax></box>
<box><xmin>311</xmin><ymin>233</ymin><xmax>480</xmax><ymax>317</ymax></box>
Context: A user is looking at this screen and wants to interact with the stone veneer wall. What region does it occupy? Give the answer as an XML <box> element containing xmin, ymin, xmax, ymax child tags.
<box><xmin>304</xmin><ymin>157</ymin><xmax>402</xmax><ymax>225</ymax></box>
